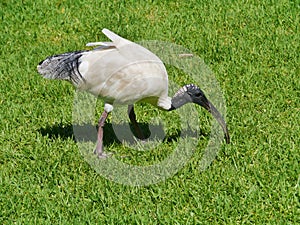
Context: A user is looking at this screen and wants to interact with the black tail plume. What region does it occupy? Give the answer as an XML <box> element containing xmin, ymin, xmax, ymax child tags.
<box><xmin>37</xmin><ymin>51</ymin><xmax>87</xmax><ymax>86</ymax></box>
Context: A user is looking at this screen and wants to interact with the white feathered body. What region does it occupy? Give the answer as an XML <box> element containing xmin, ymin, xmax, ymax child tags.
<box><xmin>37</xmin><ymin>29</ymin><xmax>171</xmax><ymax>110</ymax></box>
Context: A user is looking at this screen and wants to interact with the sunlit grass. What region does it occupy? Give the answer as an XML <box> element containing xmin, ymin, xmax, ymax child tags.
<box><xmin>0</xmin><ymin>0</ymin><xmax>299</xmax><ymax>223</ymax></box>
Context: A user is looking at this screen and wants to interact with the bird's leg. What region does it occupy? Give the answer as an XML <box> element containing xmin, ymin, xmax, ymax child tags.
<box><xmin>94</xmin><ymin>110</ymin><xmax>111</xmax><ymax>158</ymax></box>
<box><xmin>128</xmin><ymin>105</ymin><xmax>145</xmax><ymax>140</ymax></box>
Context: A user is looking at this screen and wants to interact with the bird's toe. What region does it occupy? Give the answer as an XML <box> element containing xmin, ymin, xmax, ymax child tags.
<box><xmin>95</xmin><ymin>151</ymin><xmax>113</xmax><ymax>159</ymax></box>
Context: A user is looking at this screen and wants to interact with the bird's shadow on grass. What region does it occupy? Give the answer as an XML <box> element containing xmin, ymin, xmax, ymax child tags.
<box><xmin>39</xmin><ymin>122</ymin><xmax>206</xmax><ymax>146</ymax></box>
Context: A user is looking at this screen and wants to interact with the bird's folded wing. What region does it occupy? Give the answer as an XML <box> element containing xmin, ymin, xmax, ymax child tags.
<box><xmin>86</xmin><ymin>42</ymin><xmax>116</xmax><ymax>51</ymax></box>
<box><xmin>102</xmin><ymin>28</ymin><xmax>122</xmax><ymax>42</ymax></box>
<box><xmin>86</xmin><ymin>42</ymin><xmax>114</xmax><ymax>47</ymax></box>
<box><xmin>86</xmin><ymin>27</ymin><xmax>130</xmax><ymax>49</ymax></box>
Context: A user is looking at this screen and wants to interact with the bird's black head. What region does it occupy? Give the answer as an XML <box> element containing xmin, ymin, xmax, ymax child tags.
<box><xmin>170</xmin><ymin>84</ymin><xmax>230</xmax><ymax>144</ymax></box>
<box><xmin>185</xmin><ymin>84</ymin><xmax>210</xmax><ymax>110</ymax></box>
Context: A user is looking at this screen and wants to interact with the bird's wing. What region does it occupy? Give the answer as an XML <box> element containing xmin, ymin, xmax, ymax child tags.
<box><xmin>86</xmin><ymin>42</ymin><xmax>114</xmax><ymax>47</ymax></box>
<box><xmin>100</xmin><ymin>28</ymin><xmax>163</xmax><ymax>63</ymax></box>
<box><xmin>102</xmin><ymin>28</ymin><xmax>131</xmax><ymax>47</ymax></box>
<box><xmin>85</xmin><ymin>28</ymin><xmax>130</xmax><ymax>50</ymax></box>
<box><xmin>86</xmin><ymin>41</ymin><xmax>116</xmax><ymax>51</ymax></box>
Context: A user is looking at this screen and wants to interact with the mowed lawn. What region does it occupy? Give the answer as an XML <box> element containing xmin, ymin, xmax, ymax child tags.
<box><xmin>0</xmin><ymin>0</ymin><xmax>299</xmax><ymax>224</ymax></box>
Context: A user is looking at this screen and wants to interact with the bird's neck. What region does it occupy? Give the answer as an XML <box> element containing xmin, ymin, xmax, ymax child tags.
<box><xmin>168</xmin><ymin>92</ymin><xmax>192</xmax><ymax>111</ymax></box>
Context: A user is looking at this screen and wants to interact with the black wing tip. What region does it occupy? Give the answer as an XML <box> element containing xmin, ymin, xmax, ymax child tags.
<box><xmin>38</xmin><ymin>60</ymin><xmax>44</xmax><ymax>66</ymax></box>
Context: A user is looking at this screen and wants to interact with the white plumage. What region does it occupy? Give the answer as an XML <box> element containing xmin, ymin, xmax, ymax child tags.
<box><xmin>39</xmin><ymin>29</ymin><xmax>171</xmax><ymax>110</ymax></box>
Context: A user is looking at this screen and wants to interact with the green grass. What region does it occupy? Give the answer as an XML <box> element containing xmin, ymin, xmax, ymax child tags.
<box><xmin>1</xmin><ymin>0</ymin><xmax>299</xmax><ymax>223</ymax></box>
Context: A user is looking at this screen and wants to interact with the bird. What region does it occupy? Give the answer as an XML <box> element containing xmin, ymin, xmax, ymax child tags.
<box><xmin>37</xmin><ymin>28</ymin><xmax>230</xmax><ymax>158</ymax></box>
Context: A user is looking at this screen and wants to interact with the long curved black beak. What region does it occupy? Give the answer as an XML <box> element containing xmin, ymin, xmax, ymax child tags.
<box><xmin>197</xmin><ymin>99</ymin><xmax>230</xmax><ymax>144</ymax></box>
<box><xmin>169</xmin><ymin>84</ymin><xmax>230</xmax><ymax>143</ymax></box>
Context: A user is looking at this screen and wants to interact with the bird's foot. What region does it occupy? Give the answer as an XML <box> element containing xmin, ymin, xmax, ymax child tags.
<box><xmin>95</xmin><ymin>151</ymin><xmax>113</xmax><ymax>159</ymax></box>
<box><xmin>93</xmin><ymin>143</ymin><xmax>113</xmax><ymax>159</ymax></box>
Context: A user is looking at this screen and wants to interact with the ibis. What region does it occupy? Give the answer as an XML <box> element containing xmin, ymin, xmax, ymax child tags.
<box><xmin>37</xmin><ymin>28</ymin><xmax>230</xmax><ymax>158</ymax></box>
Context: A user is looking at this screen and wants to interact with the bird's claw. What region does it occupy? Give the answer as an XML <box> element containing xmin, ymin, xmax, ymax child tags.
<box><xmin>94</xmin><ymin>151</ymin><xmax>113</xmax><ymax>159</ymax></box>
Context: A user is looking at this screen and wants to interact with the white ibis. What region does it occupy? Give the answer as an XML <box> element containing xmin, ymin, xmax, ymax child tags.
<box><xmin>37</xmin><ymin>28</ymin><xmax>230</xmax><ymax>158</ymax></box>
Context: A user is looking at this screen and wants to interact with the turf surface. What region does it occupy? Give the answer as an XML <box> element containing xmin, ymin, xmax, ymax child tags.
<box><xmin>0</xmin><ymin>0</ymin><xmax>299</xmax><ymax>224</ymax></box>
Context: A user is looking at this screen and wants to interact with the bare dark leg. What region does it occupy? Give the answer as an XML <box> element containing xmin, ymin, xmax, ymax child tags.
<box><xmin>128</xmin><ymin>105</ymin><xmax>145</xmax><ymax>140</ymax></box>
<box><xmin>94</xmin><ymin>110</ymin><xmax>111</xmax><ymax>158</ymax></box>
